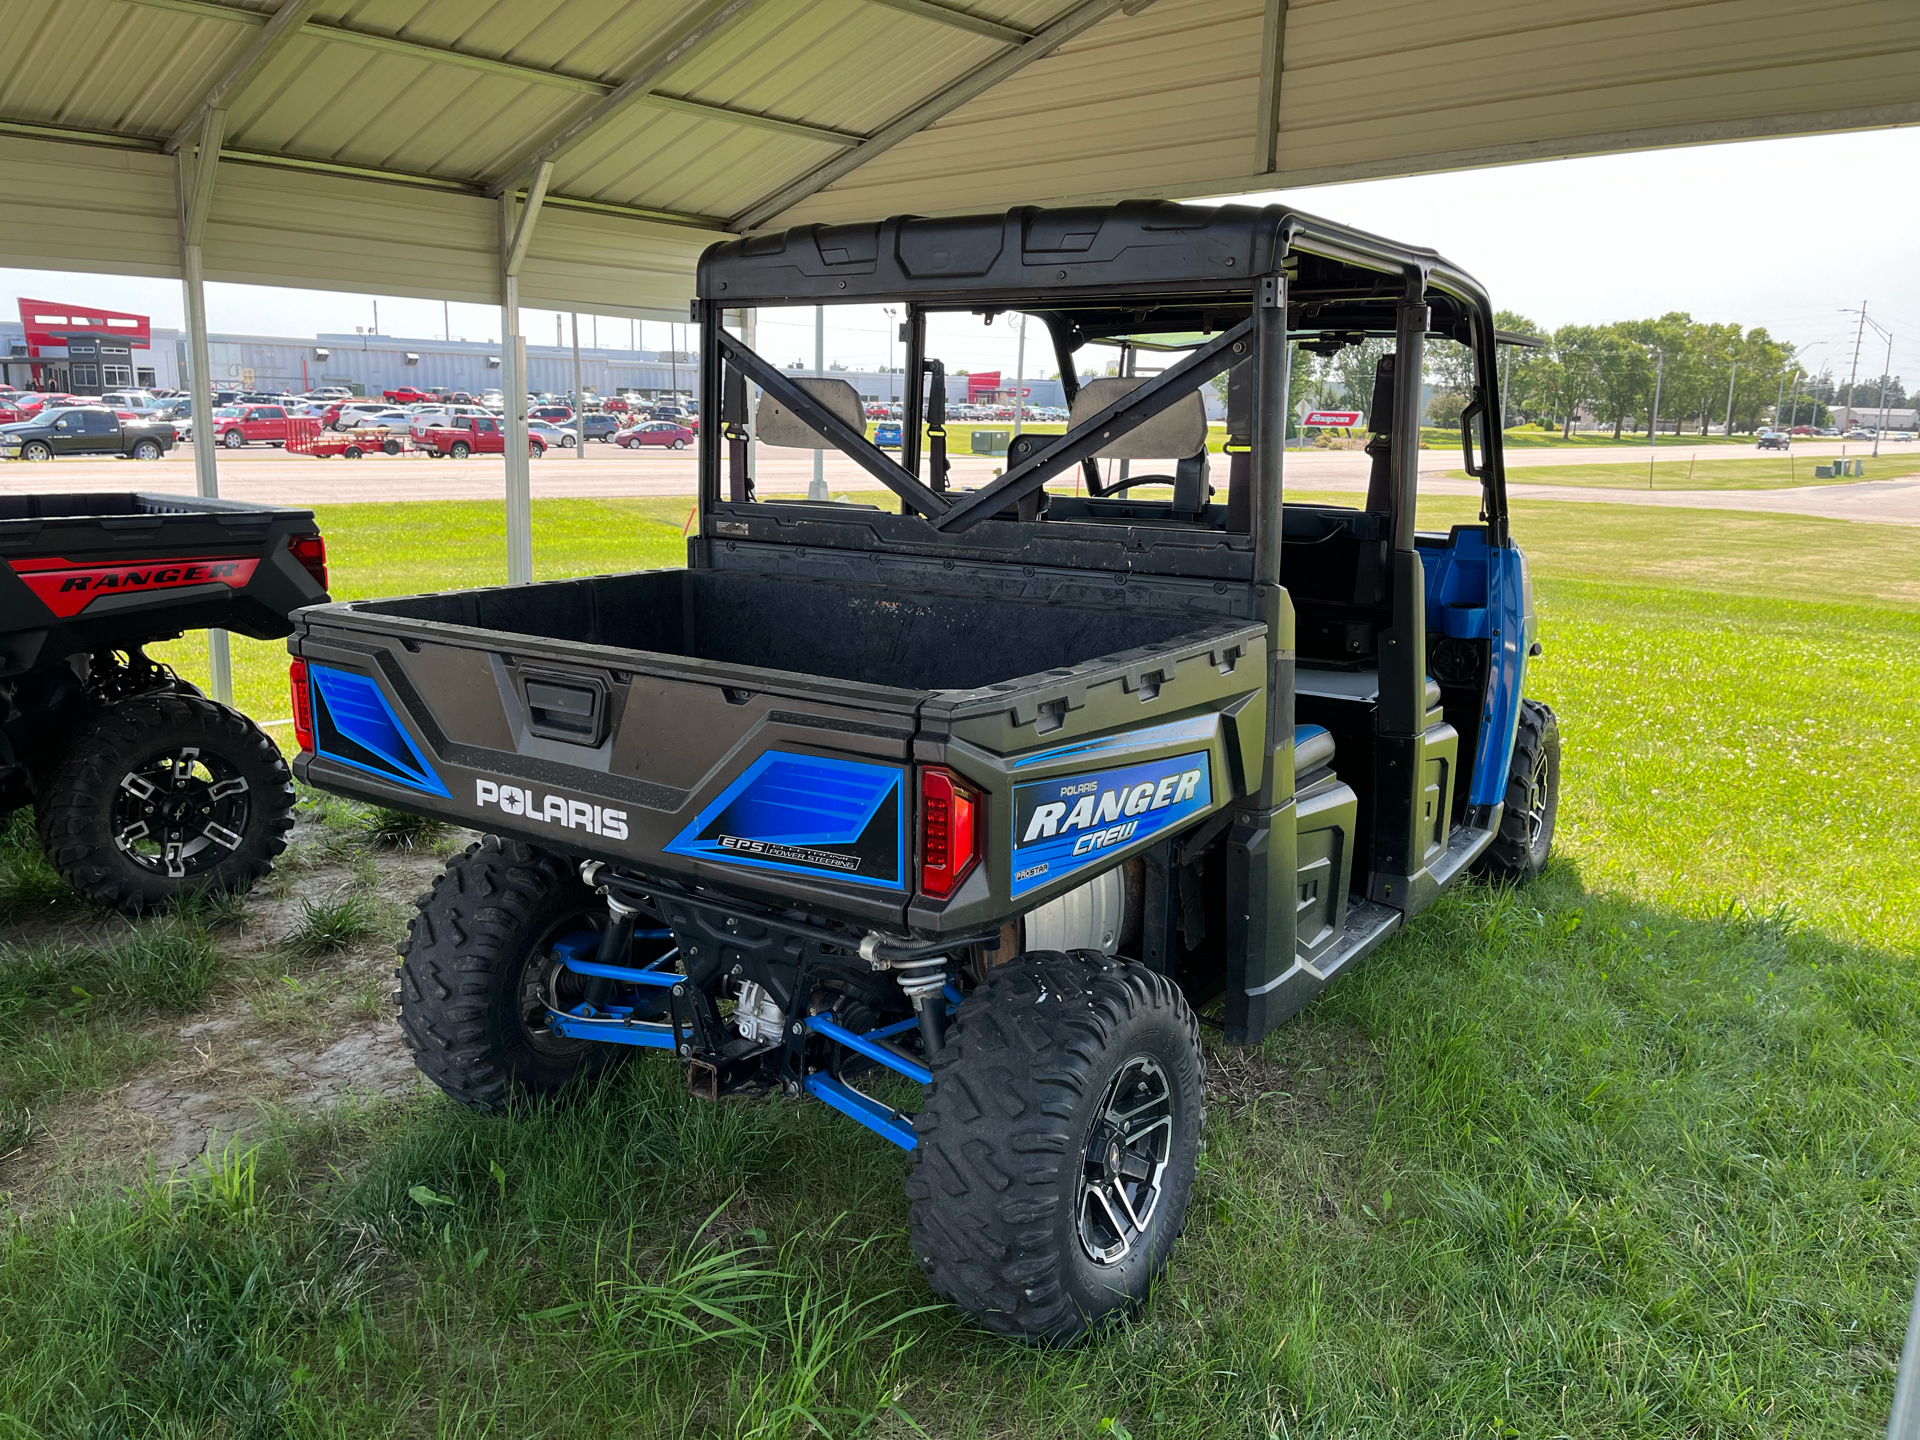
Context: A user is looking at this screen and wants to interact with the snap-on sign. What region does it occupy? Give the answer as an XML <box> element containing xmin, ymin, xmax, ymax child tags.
<box><xmin>1010</xmin><ymin>749</ymin><xmax>1212</xmax><ymax>897</ymax></box>
<box><xmin>1302</xmin><ymin>410</ymin><xmax>1363</xmax><ymax>428</ymax></box>
<box><xmin>8</xmin><ymin>555</ymin><xmax>260</xmax><ymax>618</ymax></box>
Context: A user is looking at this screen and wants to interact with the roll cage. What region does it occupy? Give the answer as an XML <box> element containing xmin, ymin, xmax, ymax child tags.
<box><xmin>692</xmin><ymin>199</ymin><xmax>1511</xmax><ymax>574</ymax></box>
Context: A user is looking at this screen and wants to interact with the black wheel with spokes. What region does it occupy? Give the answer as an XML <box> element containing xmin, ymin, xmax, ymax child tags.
<box><xmin>1077</xmin><ymin>1055</ymin><xmax>1175</xmax><ymax>1266</ymax></box>
<box><xmin>1476</xmin><ymin>697</ymin><xmax>1560</xmax><ymax>882</ymax></box>
<box><xmin>908</xmin><ymin>949</ymin><xmax>1204</xmax><ymax>1345</ymax></box>
<box><xmin>37</xmin><ymin>693</ymin><xmax>294</xmax><ymax>912</ymax></box>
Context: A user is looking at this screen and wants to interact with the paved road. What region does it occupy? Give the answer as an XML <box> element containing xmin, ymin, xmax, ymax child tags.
<box><xmin>5</xmin><ymin>439</ymin><xmax>1917</xmax><ymax>525</ymax></box>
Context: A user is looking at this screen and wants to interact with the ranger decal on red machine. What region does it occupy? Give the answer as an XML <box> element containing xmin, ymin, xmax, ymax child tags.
<box><xmin>8</xmin><ymin>555</ymin><xmax>262</xmax><ymax>618</ymax></box>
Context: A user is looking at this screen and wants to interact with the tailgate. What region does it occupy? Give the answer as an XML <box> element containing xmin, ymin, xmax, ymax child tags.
<box><xmin>290</xmin><ymin>602</ymin><xmax>927</xmax><ymax>929</ymax></box>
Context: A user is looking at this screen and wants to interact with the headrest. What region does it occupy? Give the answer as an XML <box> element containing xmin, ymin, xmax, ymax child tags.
<box><xmin>1069</xmin><ymin>376</ymin><xmax>1207</xmax><ymax>459</ymax></box>
<box><xmin>755</xmin><ymin>377</ymin><xmax>862</xmax><ymax>449</ymax></box>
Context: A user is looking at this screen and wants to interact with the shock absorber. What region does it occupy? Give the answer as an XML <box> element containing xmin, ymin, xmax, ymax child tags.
<box><xmin>582</xmin><ymin>891</ymin><xmax>640</xmax><ymax>1012</ymax></box>
<box><xmin>895</xmin><ymin>959</ymin><xmax>950</xmax><ymax>1060</ymax></box>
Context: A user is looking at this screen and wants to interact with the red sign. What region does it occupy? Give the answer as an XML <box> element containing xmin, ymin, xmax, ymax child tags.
<box><xmin>966</xmin><ymin>371</ymin><xmax>1001</xmax><ymax>400</ymax></box>
<box><xmin>17</xmin><ymin>298</ymin><xmax>152</xmax><ymax>353</ymax></box>
<box><xmin>10</xmin><ymin>555</ymin><xmax>259</xmax><ymax>618</ymax></box>
<box><xmin>1303</xmin><ymin>410</ymin><xmax>1363</xmax><ymax>428</ymax></box>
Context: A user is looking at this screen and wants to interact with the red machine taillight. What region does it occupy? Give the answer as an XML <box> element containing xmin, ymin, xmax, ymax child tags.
<box><xmin>919</xmin><ymin>766</ymin><xmax>982</xmax><ymax>899</ymax></box>
<box><xmin>290</xmin><ymin>532</ymin><xmax>328</xmax><ymax>593</ymax></box>
<box><xmin>288</xmin><ymin>659</ymin><xmax>315</xmax><ymax>753</ymax></box>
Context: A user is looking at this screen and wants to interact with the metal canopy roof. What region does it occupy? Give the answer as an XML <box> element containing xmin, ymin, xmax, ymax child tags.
<box><xmin>0</xmin><ymin>0</ymin><xmax>1914</xmax><ymax>306</ymax></box>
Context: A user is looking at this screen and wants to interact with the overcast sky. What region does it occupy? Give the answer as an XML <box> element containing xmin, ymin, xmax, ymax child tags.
<box><xmin>3</xmin><ymin>127</ymin><xmax>1915</xmax><ymax>383</ymax></box>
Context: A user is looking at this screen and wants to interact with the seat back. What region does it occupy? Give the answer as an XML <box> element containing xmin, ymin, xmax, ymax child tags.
<box><xmin>1069</xmin><ymin>377</ymin><xmax>1207</xmax><ymax>459</ymax></box>
<box><xmin>755</xmin><ymin>377</ymin><xmax>862</xmax><ymax>449</ymax></box>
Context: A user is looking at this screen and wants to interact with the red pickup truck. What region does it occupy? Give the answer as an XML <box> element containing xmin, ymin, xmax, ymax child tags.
<box><xmin>382</xmin><ymin>386</ymin><xmax>433</xmax><ymax>404</ymax></box>
<box><xmin>416</xmin><ymin>414</ymin><xmax>546</xmax><ymax>459</ymax></box>
<box><xmin>216</xmin><ymin>404</ymin><xmax>295</xmax><ymax>448</ymax></box>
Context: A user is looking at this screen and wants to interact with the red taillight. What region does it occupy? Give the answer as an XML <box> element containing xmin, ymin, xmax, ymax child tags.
<box><xmin>290</xmin><ymin>532</ymin><xmax>328</xmax><ymax>593</ymax></box>
<box><xmin>919</xmin><ymin>767</ymin><xmax>982</xmax><ymax>899</ymax></box>
<box><xmin>288</xmin><ymin>659</ymin><xmax>315</xmax><ymax>753</ymax></box>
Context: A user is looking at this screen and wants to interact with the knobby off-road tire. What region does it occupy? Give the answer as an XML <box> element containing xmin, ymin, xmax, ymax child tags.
<box><xmin>395</xmin><ymin>837</ymin><xmax>622</xmax><ymax>1111</ymax></box>
<box><xmin>37</xmin><ymin>693</ymin><xmax>293</xmax><ymax>913</ymax></box>
<box><xmin>1477</xmin><ymin>697</ymin><xmax>1560</xmax><ymax>882</ymax></box>
<box><xmin>907</xmin><ymin>950</ymin><xmax>1205</xmax><ymax>1344</ymax></box>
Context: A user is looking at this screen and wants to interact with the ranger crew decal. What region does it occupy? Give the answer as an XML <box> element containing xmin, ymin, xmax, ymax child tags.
<box><xmin>1011</xmin><ymin>750</ymin><xmax>1212</xmax><ymax>897</ymax></box>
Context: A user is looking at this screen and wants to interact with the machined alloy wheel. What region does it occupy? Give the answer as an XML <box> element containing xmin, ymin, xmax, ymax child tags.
<box><xmin>21</xmin><ymin>440</ymin><xmax>52</xmax><ymax>462</ymax></box>
<box><xmin>1077</xmin><ymin>1055</ymin><xmax>1175</xmax><ymax>1266</ymax></box>
<box><xmin>449</xmin><ymin>440</ymin><xmax>471</xmax><ymax>459</ymax></box>
<box><xmin>222</xmin><ymin>429</ymin><xmax>245</xmax><ymax>447</ymax></box>
<box><xmin>131</xmin><ymin>438</ymin><xmax>162</xmax><ymax>460</ymax></box>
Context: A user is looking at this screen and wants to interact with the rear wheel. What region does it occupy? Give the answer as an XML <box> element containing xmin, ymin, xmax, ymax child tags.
<box><xmin>131</xmin><ymin>438</ymin><xmax>162</xmax><ymax>460</ymax></box>
<box><xmin>671</xmin><ymin>438</ymin><xmax>687</xmax><ymax>449</ymax></box>
<box><xmin>449</xmin><ymin>440</ymin><xmax>471</xmax><ymax>459</ymax></box>
<box><xmin>908</xmin><ymin>950</ymin><xmax>1205</xmax><ymax>1344</ymax></box>
<box><xmin>36</xmin><ymin>693</ymin><xmax>294</xmax><ymax>913</ymax></box>
<box><xmin>1476</xmin><ymin>697</ymin><xmax>1559</xmax><ymax>882</ymax></box>
<box><xmin>530</xmin><ymin>440</ymin><xmax>545</xmax><ymax>458</ymax></box>
<box><xmin>396</xmin><ymin>838</ymin><xmax>623</xmax><ymax>1110</ymax></box>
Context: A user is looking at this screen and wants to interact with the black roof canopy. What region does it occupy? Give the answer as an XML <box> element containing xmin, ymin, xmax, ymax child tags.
<box><xmin>698</xmin><ymin>201</ymin><xmax>1493</xmax><ymax>340</ymax></box>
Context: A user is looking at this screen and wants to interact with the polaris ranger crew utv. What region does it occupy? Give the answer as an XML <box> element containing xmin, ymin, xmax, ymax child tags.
<box><xmin>288</xmin><ymin>201</ymin><xmax>1558</xmax><ymax>1343</ymax></box>
<box><xmin>2</xmin><ymin>492</ymin><xmax>329</xmax><ymax>910</ymax></box>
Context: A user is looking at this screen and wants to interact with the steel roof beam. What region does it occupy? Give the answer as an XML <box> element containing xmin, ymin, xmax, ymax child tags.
<box><xmin>485</xmin><ymin>0</ymin><xmax>766</xmax><ymax>197</ymax></box>
<box><xmin>165</xmin><ymin>0</ymin><xmax>324</xmax><ymax>154</ymax></box>
<box><xmin>119</xmin><ymin>0</ymin><xmax>854</xmax><ymax>148</ymax></box>
<box><xmin>730</xmin><ymin>0</ymin><xmax>1149</xmax><ymax>232</ymax></box>
<box><xmin>1253</xmin><ymin>0</ymin><xmax>1288</xmax><ymax>174</ymax></box>
<box><xmin>859</xmin><ymin>0</ymin><xmax>1035</xmax><ymax>45</ymax></box>
<box><xmin>0</xmin><ymin>116</ymin><xmax>727</xmax><ymax>229</ymax></box>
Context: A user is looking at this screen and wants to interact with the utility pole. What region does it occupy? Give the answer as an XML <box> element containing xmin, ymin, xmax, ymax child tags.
<box><xmin>1723</xmin><ymin>360</ymin><xmax>1738</xmax><ymax>437</ymax></box>
<box><xmin>372</xmin><ymin>299</ymin><xmax>379</xmax><ymax>335</ymax></box>
<box><xmin>1774</xmin><ymin>367</ymin><xmax>1791</xmax><ymax>432</ymax></box>
<box><xmin>1646</xmin><ymin>349</ymin><xmax>1664</xmax><ymax>489</ymax></box>
<box><xmin>1012</xmin><ymin>312</ymin><xmax>1028</xmax><ymax>438</ymax></box>
<box><xmin>1865</xmin><ymin>316</ymin><xmax>1893</xmax><ymax>459</ymax></box>
<box><xmin>809</xmin><ymin>306</ymin><xmax>826</xmax><ymax>500</ymax></box>
<box><xmin>1843</xmin><ymin>301</ymin><xmax>1869</xmax><ymax>432</ymax></box>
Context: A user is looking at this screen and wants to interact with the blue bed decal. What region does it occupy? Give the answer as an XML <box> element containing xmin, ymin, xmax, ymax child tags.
<box><xmin>665</xmin><ymin>751</ymin><xmax>906</xmax><ymax>890</ymax></box>
<box><xmin>308</xmin><ymin>664</ymin><xmax>450</xmax><ymax>797</ymax></box>
<box><xmin>1011</xmin><ymin>750</ymin><xmax>1212</xmax><ymax>898</ymax></box>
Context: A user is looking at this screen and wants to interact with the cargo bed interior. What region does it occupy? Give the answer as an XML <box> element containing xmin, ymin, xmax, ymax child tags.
<box><xmin>357</xmin><ymin>569</ymin><xmax>1228</xmax><ymax>694</ymax></box>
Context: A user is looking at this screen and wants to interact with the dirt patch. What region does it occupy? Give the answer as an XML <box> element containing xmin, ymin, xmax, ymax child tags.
<box><xmin>0</xmin><ymin>811</ymin><xmax>468</xmax><ymax>1203</ymax></box>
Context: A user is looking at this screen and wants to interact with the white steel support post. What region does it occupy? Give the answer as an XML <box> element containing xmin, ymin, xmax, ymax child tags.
<box><xmin>809</xmin><ymin>306</ymin><xmax>826</xmax><ymax>500</ymax></box>
<box><xmin>571</xmin><ymin>314</ymin><xmax>586</xmax><ymax>459</ymax></box>
<box><xmin>498</xmin><ymin>163</ymin><xmax>549</xmax><ymax>586</ymax></box>
<box><xmin>177</xmin><ymin>112</ymin><xmax>231</xmax><ymax>703</ymax></box>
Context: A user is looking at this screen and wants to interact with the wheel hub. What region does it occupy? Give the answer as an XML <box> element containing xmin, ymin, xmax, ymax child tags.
<box><xmin>112</xmin><ymin>745</ymin><xmax>250</xmax><ymax>880</ymax></box>
<box><xmin>1077</xmin><ymin>1055</ymin><xmax>1175</xmax><ymax>1267</ymax></box>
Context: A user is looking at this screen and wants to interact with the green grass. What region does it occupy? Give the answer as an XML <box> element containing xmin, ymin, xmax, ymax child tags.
<box><xmin>1478</xmin><ymin>426</ymin><xmax>1764</xmax><ymax>449</ymax></box>
<box><xmin>1446</xmin><ymin>454</ymin><xmax>1920</xmax><ymax>490</ymax></box>
<box><xmin>9</xmin><ymin>494</ymin><xmax>1919</xmax><ymax>1435</ymax></box>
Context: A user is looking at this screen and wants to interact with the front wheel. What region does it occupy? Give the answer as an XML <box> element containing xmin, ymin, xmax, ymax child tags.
<box><xmin>36</xmin><ymin>693</ymin><xmax>294</xmax><ymax>913</ymax></box>
<box><xmin>222</xmin><ymin>429</ymin><xmax>245</xmax><ymax>448</ymax></box>
<box><xmin>21</xmin><ymin>440</ymin><xmax>52</xmax><ymax>462</ymax></box>
<box><xmin>908</xmin><ymin>950</ymin><xmax>1205</xmax><ymax>1344</ymax></box>
<box><xmin>396</xmin><ymin>838</ymin><xmax>622</xmax><ymax>1110</ymax></box>
<box><xmin>1476</xmin><ymin>697</ymin><xmax>1560</xmax><ymax>882</ymax></box>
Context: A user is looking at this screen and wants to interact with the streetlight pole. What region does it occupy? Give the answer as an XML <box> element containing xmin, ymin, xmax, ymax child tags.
<box><xmin>1723</xmin><ymin>359</ymin><xmax>1738</xmax><ymax>437</ymax></box>
<box><xmin>1646</xmin><ymin>349</ymin><xmax>1664</xmax><ymax>489</ymax></box>
<box><xmin>884</xmin><ymin>307</ymin><xmax>897</xmax><ymax>405</ymax></box>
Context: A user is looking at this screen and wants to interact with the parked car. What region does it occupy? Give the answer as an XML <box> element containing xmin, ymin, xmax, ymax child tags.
<box><xmin>327</xmin><ymin>401</ymin><xmax>397</xmax><ymax>430</ymax></box>
<box><xmin>216</xmin><ymin>404</ymin><xmax>294</xmax><ymax>448</ymax></box>
<box><xmin>408</xmin><ymin>405</ymin><xmax>494</xmax><ymax>441</ymax></box>
<box><xmin>526</xmin><ymin>419</ymin><xmax>574</xmax><ymax>450</ymax></box>
<box><xmin>382</xmin><ymin>386</ymin><xmax>434</xmax><ymax>404</ymax></box>
<box><xmin>1757</xmin><ymin>431</ymin><xmax>1790</xmax><ymax>450</ymax></box>
<box><xmin>0</xmin><ymin>406</ymin><xmax>176</xmax><ymax>460</ymax></box>
<box><xmin>571</xmin><ymin>413</ymin><xmax>622</xmax><ymax>442</ymax></box>
<box><xmin>530</xmin><ymin>404</ymin><xmax>574</xmax><ymax>424</ymax></box>
<box><xmin>614</xmin><ymin>420</ymin><xmax>694</xmax><ymax>449</ymax></box>
<box><xmin>416</xmin><ymin>413</ymin><xmax>547</xmax><ymax>459</ymax></box>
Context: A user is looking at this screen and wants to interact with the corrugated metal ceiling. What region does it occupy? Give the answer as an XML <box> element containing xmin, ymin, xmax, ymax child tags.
<box><xmin>0</xmin><ymin>0</ymin><xmax>1912</xmax><ymax>299</ymax></box>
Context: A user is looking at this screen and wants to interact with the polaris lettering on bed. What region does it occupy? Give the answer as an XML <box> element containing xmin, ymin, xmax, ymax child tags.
<box><xmin>475</xmin><ymin>780</ymin><xmax>628</xmax><ymax>839</ymax></box>
<box><xmin>665</xmin><ymin>751</ymin><xmax>905</xmax><ymax>890</ymax></box>
<box><xmin>1011</xmin><ymin>750</ymin><xmax>1212</xmax><ymax>897</ymax></box>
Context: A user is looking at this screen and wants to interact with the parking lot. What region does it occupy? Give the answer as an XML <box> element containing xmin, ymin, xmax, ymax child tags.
<box><xmin>5</xmin><ymin>436</ymin><xmax>1915</xmax><ymax>524</ymax></box>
